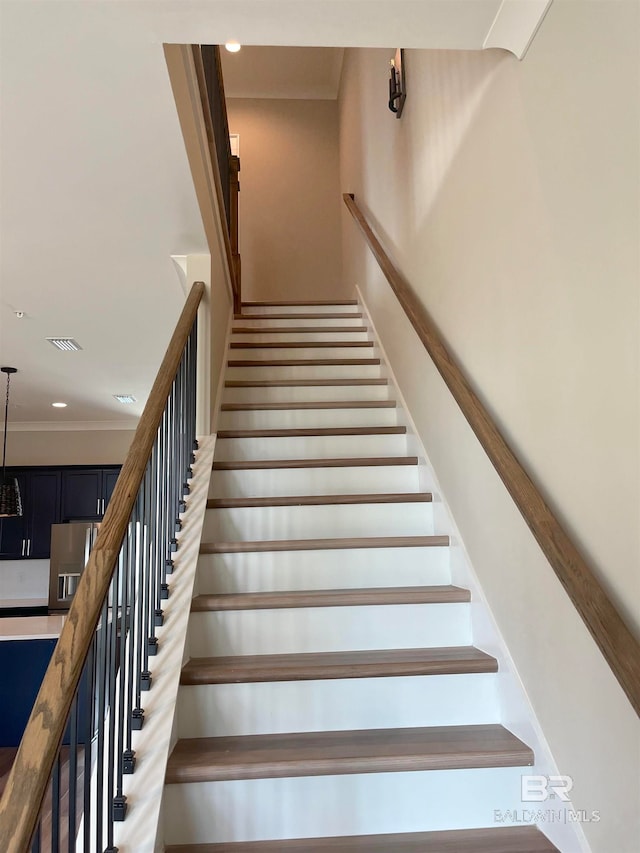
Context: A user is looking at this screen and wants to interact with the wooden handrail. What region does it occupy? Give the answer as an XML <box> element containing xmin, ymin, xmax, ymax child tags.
<box><xmin>0</xmin><ymin>282</ymin><xmax>205</xmax><ymax>851</ymax></box>
<box><xmin>343</xmin><ymin>192</ymin><xmax>640</xmax><ymax>717</ymax></box>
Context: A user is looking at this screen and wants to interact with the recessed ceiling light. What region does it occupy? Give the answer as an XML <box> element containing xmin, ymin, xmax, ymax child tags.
<box><xmin>52</xmin><ymin>402</ymin><xmax>67</xmax><ymax>408</ymax></box>
<box><xmin>225</xmin><ymin>41</ymin><xmax>241</xmax><ymax>53</ymax></box>
<box><xmin>47</xmin><ymin>337</ymin><xmax>82</xmax><ymax>352</ymax></box>
<box><xmin>114</xmin><ymin>394</ymin><xmax>137</xmax><ymax>404</ymax></box>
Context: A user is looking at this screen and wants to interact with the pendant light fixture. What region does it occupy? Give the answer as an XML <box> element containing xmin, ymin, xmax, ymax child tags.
<box><xmin>0</xmin><ymin>366</ymin><xmax>22</xmax><ymax>518</ymax></box>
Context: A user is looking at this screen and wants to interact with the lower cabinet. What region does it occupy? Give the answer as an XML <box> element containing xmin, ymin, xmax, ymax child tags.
<box><xmin>0</xmin><ymin>638</ymin><xmax>90</xmax><ymax>747</ymax></box>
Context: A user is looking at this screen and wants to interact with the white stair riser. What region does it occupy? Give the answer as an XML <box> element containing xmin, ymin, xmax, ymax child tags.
<box><xmin>188</xmin><ymin>604</ymin><xmax>471</xmax><ymax>656</ymax></box>
<box><xmin>240</xmin><ymin>305</ymin><xmax>359</xmax><ymax>315</ymax></box>
<box><xmin>214</xmin><ymin>434</ymin><xmax>408</xmax><ymax>461</ymax></box>
<box><xmin>228</xmin><ymin>346</ymin><xmax>377</xmax><ymax>361</ymax></box>
<box><xmin>209</xmin><ymin>466</ymin><xmax>419</xmax><ymax>498</ymax></box>
<box><xmin>196</xmin><ymin>547</ymin><xmax>451</xmax><ymax>594</ymax></box>
<box><xmin>232</xmin><ymin>331</ymin><xmax>369</xmax><ymax>343</ymax></box>
<box><xmin>226</xmin><ymin>364</ymin><xmax>382</xmax><ymax>381</ymax></box>
<box><xmin>233</xmin><ymin>317</ymin><xmax>364</xmax><ymax>328</ymax></box>
<box><xmin>223</xmin><ymin>384</ymin><xmax>391</xmax><ymax>404</ymax></box>
<box><xmin>202</xmin><ymin>503</ymin><xmax>434</xmax><ymax>541</ymax></box>
<box><xmin>218</xmin><ymin>407</ymin><xmax>398</xmax><ymax>430</ymax></box>
<box><xmin>163</xmin><ymin>767</ymin><xmax>531</xmax><ymax>844</ymax></box>
<box><xmin>177</xmin><ymin>674</ymin><xmax>499</xmax><ymax>738</ymax></box>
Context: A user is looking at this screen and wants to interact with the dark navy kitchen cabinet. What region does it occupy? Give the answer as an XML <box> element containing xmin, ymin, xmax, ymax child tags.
<box><xmin>0</xmin><ymin>470</ymin><xmax>28</xmax><ymax>558</ymax></box>
<box><xmin>26</xmin><ymin>470</ymin><xmax>61</xmax><ymax>558</ymax></box>
<box><xmin>0</xmin><ymin>465</ymin><xmax>120</xmax><ymax>560</ymax></box>
<box><xmin>0</xmin><ymin>637</ymin><xmax>90</xmax><ymax>746</ymax></box>
<box><xmin>60</xmin><ymin>466</ymin><xmax>121</xmax><ymax>521</ymax></box>
<box><xmin>103</xmin><ymin>468</ymin><xmax>120</xmax><ymax>512</ymax></box>
<box><xmin>0</xmin><ymin>469</ymin><xmax>59</xmax><ymax>559</ymax></box>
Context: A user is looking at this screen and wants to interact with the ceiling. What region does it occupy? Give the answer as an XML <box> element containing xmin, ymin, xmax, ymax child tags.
<box><xmin>0</xmin><ymin>1</ymin><xmax>208</xmax><ymax>428</ymax></box>
<box><xmin>0</xmin><ymin>0</ymin><xmax>528</xmax><ymax>432</ymax></box>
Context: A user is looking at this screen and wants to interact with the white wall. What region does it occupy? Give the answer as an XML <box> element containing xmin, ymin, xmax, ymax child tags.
<box><xmin>6</xmin><ymin>429</ymin><xmax>135</xmax><ymax>466</ymax></box>
<box><xmin>227</xmin><ymin>98</ymin><xmax>346</xmax><ymax>302</ymax></box>
<box><xmin>338</xmin><ymin>3</ymin><xmax>639</xmax><ymax>851</ymax></box>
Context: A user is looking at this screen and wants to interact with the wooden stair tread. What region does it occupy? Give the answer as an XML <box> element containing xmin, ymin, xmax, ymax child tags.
<box><xmin>217</xmin><ymin>426</ymin><xmax>406</xmax><ymax>439</ymax></box>
<box><xmin>212</xmin><ymin>457</ymin><xmax>418</xmax><ymax>470</ymax></box>
<box><xmin>200</xmin><ymin>535</ymin><xmax>449</xmax><ymax>554</ymax></box>
<box><xmin>234</xmin><ymin>312</ymin><xmax>363</xmax><ymax>320</ymax></box>
<box><xmin>221</xmin><ymin>401</ymin><xmax>397</xmax><ymax>411</ymax></box>
<box><xmin>227</xmin><ymin>358</ymin><xmax>380</xmax><ymax>367</ymax></box>
<box><xmin>165</xmin><ymin>724</ymin><xmax>534</xmax><ymax>784</ymax></box>
<box><xmin>241</xmin><ymin>300</ymin><xmax>358</xmax><ymax>307</ymax></box>
<box><xmin>225</xmin><ymin>379</ymin><xmax>388</xmax><ymax>387</ymax></box>
<box><xmin>180</xmin><ymin>646</ymin><xmax>497</xmax><ymax>685</ymax></box>
<box><xmin>165</xmin><ymin>825</ymin><xmax>558</xmax><ymax>852</ymax></box>
<box><xmin>232</xmin><ymin>326</ymin><xmax>368</xmax><ymax>334</ymax></box>
<box><xmin>206</xmin><ymin>492</ymin><xmax>432</xmax><ymax>509</ymax></box>
<box><xmin>230</xmin><ymin>341</ymin><xmax>374</xmax><ymax>349</ymax></box>
<box><xmin>191</xmin><ymin>586</ymin><xmax>470</xmax><ymax>612</ymax></box>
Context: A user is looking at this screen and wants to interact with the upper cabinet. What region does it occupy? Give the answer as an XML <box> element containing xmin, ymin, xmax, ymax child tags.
<box><xmin>0</xmin><ymin>469</ymin><xmax>60</xmax><ymax>560</ymax></box>
<box><xmin>60</xmin><ymin>468</ymin><xmax>119</xmax><ymax>521</ymax></box>
<box><xmin>0</xmin><ymin>465</ymin><xmax>121</xmax><ymax>560</ymax></box>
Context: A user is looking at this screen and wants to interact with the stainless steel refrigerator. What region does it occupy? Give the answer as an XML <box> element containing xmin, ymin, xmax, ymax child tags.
<box><xmin>48</xmin><ymin>521</ymin><xmax>100</xmax><ymax>612</ymax></box>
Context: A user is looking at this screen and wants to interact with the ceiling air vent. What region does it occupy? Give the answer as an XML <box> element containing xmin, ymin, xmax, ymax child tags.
<box><xmin>47</xmin><ymin>337</ymin><xmax>82</xmax><ymax>352</ymax></box>
<box><xmin>114</xmin><ymin>394</ymin><xmax>137</xmax><ymax>404</ymax></box>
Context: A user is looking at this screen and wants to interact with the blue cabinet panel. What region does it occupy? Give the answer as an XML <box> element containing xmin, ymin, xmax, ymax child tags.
<box><xmin>0</xmin><ymin>638</ymin><xmax>90</xmax><ymax>747</ymax></box>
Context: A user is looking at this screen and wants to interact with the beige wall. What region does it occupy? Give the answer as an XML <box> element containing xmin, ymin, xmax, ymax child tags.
<box><xmin>7</xmin><ymin>429</ymin><xmax>135</xmax><ymax>466</ymax></box>
<box><xmin>227</xmin><ymin>98</ymin><xmax>347</xmax><ymax>302</ymax></box>
<box><xmin>339</xmin><ymin>3</ymin><xmax>639</xmax><ymax>851</ymax></box>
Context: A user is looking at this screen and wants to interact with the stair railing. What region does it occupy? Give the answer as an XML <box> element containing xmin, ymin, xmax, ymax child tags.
<box><xmin>0</xmin><ymin>281</ymin><xmax>205</xmax><ymax>852</ymax></box>
<box><xmin>343</xmin><ymin>192</ymin><xmax>640</xmax><ymax>718</ymax></box>
<box><xmin>195</xmin><ymin>44</ymin><xmax>241</xmax><ymax>313</ymax></box>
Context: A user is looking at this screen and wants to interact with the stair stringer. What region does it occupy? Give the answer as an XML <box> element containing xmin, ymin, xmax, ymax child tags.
<box><xmin>356</xmin><ymin>286</ymin><xmax>589</xmax><ymax>853</ymax></box>
<box><xmin>108</xmin><ymin>436</ymin><xmax>216</xmax><ymax>853</ymax></box>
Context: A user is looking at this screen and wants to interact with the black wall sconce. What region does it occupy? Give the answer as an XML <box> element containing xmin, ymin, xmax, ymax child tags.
<box><xmin>388</xmin><ymin>49</ymin><xmax>406</xmax><ymax>118</ymax></box>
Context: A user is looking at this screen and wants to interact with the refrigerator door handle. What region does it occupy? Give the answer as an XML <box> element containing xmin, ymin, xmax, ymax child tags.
<box><xmin>84</xmin><ymin>526</ymin><xmax>92</xmax><ymax>568</ymax></box>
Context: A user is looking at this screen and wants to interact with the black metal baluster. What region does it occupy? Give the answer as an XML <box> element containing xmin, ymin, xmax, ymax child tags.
<box><xmin>189</xmin><ymin>323</ymin><xmax>198</xmax><ymax>459</ymax></box>
<box><xmin>31</xmin><ymin>821</ymin><xmax>41</xmax><ymax>853</ymax></box>
<box><xmin>95</xmin><ymin>597</ymin><xmax>108</xmax><ymax>851</ymax></box>
<box><xmin>83</xmin><ymin>639</ymin><xmax>96</xmax><ymax>851</ymax></box>
<box><xmin>179</xmin><ymin>353</ymin><xmax>186</xmax><ymax>505</ymax></box>
<box><xmin>190</xmin><ymin>322</ymin><xmax>199</xmax><ymax>461</ymax></box>
<box><xmin>151</xmin><ymin>432</ymin><xmax>163</xmax><ymax>628</ymax></box>
<box><xmin>126</xmin><ymin>497</ymin><xmax>142</xmax><ymax>743</ymax></box>
<box><xmin>68</xmin><ymin>694</ymin><xmax>79</xmax><ymax>851</ymax></box>
<box><xmin>117</xmin><ymin>533</ymin><xmax>133</xmax><ymax>786</ymax></box>
<box><xmin>132</xmin><ymin>486</ymin><xmax>146</xmax><ymax>719</ymax></box>
<box><xmin>159</xmin><ymin>419</ymin><xmax>168</xmax><ymax>600</ymax></box>
<box><xmin>141</xmin><ymin>465</ymin><xmax>155</xmax><ymax>688</ymax></box>
<box><xmin>50</xmin><ymin>751</ymin><xmax>61</xmax><ymax>853</ymax></box>
<box><xmin>107</xmin><ymin>560</ymin><xmax>123</xmax><ymax>845</ymax></box>
<box><xmin>168</xmin><ymin>379</ymin><xmax>176</xmax><ymax>554</ymax></box>
<box><xmin>168</xmin><ymin>383</ymin><xmax>178</xmax><ymax>565</ymax></box>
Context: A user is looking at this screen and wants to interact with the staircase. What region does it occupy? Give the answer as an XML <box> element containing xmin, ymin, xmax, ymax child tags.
<box><xmin>163</xmin><ymin>301</ymin><xmax>558</xmax><ymax>851</ymax></box>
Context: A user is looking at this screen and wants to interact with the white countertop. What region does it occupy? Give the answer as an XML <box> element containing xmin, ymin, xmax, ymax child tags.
<box><xmin>0</xmin><ymin>614</ymin><xmax>65</xmax><ymax>641</ymax></box>
<box><xmin>0</xmin><ymin>598</ymin><xmax>48</xmax><ymax>609</ymax></box>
